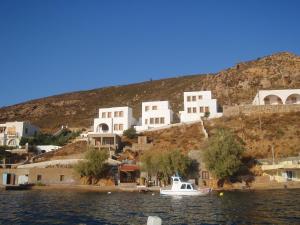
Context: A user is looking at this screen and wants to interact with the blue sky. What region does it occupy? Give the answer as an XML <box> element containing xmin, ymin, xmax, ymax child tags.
<box><xmin>0</xmin><ymin>0</ymin><xmax>300</xmax><ymax>107</ymax></box>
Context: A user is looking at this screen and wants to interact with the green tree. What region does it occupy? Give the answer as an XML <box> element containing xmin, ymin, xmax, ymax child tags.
<box><xmin>123</xmin><ymin>127</ymin><xmax>138</xmax><ymax>139</ymax></box>
<box><xmin>141</xmin><ymin>149</ymin><xmax>191</xmax><ymax>184</ymax></box>
<box><xmin>74</xmin><ymin>149</ymin><xmax>109</xmax><ymax>181</ymax></box>
<box><xmin>203</xmin><ymin>128</ymin><xmax>245</xmax><ymax>180</ymax></box>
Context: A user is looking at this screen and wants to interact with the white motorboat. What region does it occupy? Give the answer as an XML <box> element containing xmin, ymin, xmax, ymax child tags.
<box><xmin>160</xmin><ymin>176</ymin><xmax>211</xmax><ymax>196</ymax></box>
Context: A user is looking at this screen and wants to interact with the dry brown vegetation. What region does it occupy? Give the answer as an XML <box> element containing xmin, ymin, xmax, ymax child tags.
<box><xmin>205</xmin><ymin>112</ymin><xmax>300</xmax><ymax>159</ymax></box>
<box><xmin>142</xmin><ymin>123</ymin><xmax>206</xmax><ymax>154</ymax></box>
<box><xmin>0</xmin><ymin>52</ymin><xmax>299</xmax><ymax>132</ymax></box>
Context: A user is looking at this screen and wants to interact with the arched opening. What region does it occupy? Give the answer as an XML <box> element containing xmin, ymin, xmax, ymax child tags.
<box><xmin>8</xmin><ymin>139</ymin><xmax>17</xmax><ymax>146</ymax></box>
<box><xmin>263</xmin><ymin>95</ymin><xmax>283</xmax><ymax>105</ymax></box>
<box><xmin>96</xmin><ymin>123</ymin><xmax>109</xmax><ymax>133</ymax></box>
<box><xmin>285</xmin><ymin>94</ymin><xmax>300</xmax><ymax>104</ymax></box>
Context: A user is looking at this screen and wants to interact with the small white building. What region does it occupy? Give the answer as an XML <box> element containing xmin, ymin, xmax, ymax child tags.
<box><xmin>0</xmin><ymin>121</ymin><xmax>39</xmax><ymax>147</ymax></box>
<box><xmin>253</xmin><ymin>89</ymin><xmax>300</xmax><ymax>105</ymax></box>
<box><xmin>179</xmin><ymin>91</ymin><xmax>222</xmax><ymax>122</ymax></box>
<box><xmin>92</xmin><ymin>106</ymin><xmax>136</xmax><ymax>135</ymax></box>
<box><xmin>135</xmin><ymin>101</ymin><xmax>173</xmax><ymax>131</ymax></box>
<box><xmin>36</xmin><ymin>145</ymin><xmax>61</xmax><ymax>154</ymax></box>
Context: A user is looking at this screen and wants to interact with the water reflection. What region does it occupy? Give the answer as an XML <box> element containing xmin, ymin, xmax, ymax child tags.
<box><xmin>0</xmin><ymin>189</ymin><xmax>299</xmax><ymax>224</ymax></box>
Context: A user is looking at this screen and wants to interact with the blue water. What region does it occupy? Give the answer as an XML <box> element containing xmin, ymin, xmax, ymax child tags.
<box><xmin>0</xmin><ymin>189</ymin><xmax>300</xmax><ymax>224</ymax></box>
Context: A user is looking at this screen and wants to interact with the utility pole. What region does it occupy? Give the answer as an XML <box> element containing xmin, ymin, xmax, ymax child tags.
<box><xmin>271</xmin><ymin>145</ymin><xmax>275</xmax><ymax>165</ymax></box>
<box><xmin>257</xmin><ymin>89</ymin><xmax>262</xmax><ymax>131</ymax></box>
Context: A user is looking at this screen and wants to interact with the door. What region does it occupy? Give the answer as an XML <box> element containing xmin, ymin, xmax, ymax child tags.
<box><xmin>286</xmin><ymin>171</ymin><xmax>293</xmax><ymax>181</ymax></box>
<box><xmin>2</xmin><ymin>173</ymin><xmax>7</xmax><ymax>185</ymax></box>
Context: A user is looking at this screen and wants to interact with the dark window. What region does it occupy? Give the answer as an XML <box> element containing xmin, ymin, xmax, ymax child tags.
<box><xmin>37</xmin><ymin>175</ymin><xmax>42</xmax><ymax>181</ymax></box>
<box><xmin>60</xmin><ymin>175</ymin><xmax>64</xmax><ymax>182</ymax></box>
<box><xmin>187</xmin><ymin>184</ymin><xmax>192</xmax><ymax>189</ymax></box>
<box><xmin>180</xmin><ymin>184</ymin><xmax>186</xmax><ymax>189</ymax></box>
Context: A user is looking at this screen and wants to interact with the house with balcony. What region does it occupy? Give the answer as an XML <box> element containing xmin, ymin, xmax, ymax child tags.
<box><xmin>179</xmin><ymin>91</ymin><xmax>222</xmax><ymax>122</ymax></box>
<box><xmin>0</xmin><ymin>121</ymin><xmax>39</xmax><ymax>147</ymax></box>
<box><xmin>258</xmin><ymin>156</ymin><xmax>300</xmax><ymax>182</ymax></box>
<box><xmin>92</xmin><ymin>106</ymin><xmax>136</xmax><ymax>135</ymax></box>
<box><xmin>252</xmin><ymin>89</ymin><xmax>300</xmax><ymax>105</ymax></box>
<box><xmin>135</xmin><ymin>101</ymin><xmax>173</xmax><ymax>132</ymax></box>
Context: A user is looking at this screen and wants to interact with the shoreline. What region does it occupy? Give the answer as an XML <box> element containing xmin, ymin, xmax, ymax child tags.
<box><xmin>27</xmin><ymin>182</ymin><xmax>300</xmax><ymax>192</ymax></box>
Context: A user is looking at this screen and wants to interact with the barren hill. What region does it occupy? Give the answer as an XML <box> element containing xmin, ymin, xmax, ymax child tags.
<box><xmin>0</xmin><ymin>52</ymin><xmax>299</xmax><ymax>132</ymax></box>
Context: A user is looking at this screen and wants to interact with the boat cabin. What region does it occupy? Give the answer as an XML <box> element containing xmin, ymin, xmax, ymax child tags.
<box><xmin>170</xmin><ymin>176</ymin><xmax>196</xmax><ymax>191</ymax></box>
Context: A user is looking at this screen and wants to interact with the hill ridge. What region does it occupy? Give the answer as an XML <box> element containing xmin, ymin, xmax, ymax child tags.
<box><xmin>1</xmin><ymin>51</ymin><xmax>299</xmax><ymax>132</ymax></box>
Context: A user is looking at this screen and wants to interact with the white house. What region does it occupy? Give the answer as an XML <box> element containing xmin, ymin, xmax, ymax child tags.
<box><xmin>0</xmin><ymin>121</ymin><xmax>39</xmax><ymax>147</ymax></box>
<box><xmin>135</xmin><ymin>101</ymin><xmax>173</xmax><ymax>131</ymax></box>
<box><xmin>92</xmin><ymin>106</ymin><xmax>136</xmax><ymax>135</ymax></box>
<box><xmin>179</xmin><ymin>91</ymin><xmax>222</xmax><ymax>122</ymax></box>
<box><xmin>260</xmin><ymin>156</ymin><xmax>300</xmax><ymax>182</ymax></box>
<box><xmin>253</xmin><ymin>89</ymin><xmax>300</xmax><ymax>105</ymax></box>
<box><xmin>36</xmin><ymin>145</ymin><xmax>61</xmax><ymax>154</ymax></box>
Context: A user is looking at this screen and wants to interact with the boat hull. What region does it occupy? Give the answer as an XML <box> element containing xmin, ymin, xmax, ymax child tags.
<box><xmin>160</xmin><ymin>189</ymin><xmax>210</xmax><ymax>196</ymax></box>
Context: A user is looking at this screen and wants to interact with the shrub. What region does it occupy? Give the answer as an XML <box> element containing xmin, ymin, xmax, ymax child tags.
<box><xmin>74</xmin><ymin>148</ymin><xmax>109</xmax><ymax>180</ymax></box>
<box><xmin>203</xmin><ymin>128</ymin><xmax>245</xmax><ymax>180</ymax></box>
<box><xmin>19</xmin><ymin>130</ymin><xmax>80</xmax><ymax>146</ymax></box>
<box><xmin>141</xmin><ymin>149</ymin><xmax>191</xmax><ymax>183</ymax></box>
<box><xmin>123</xmin><ymin>127</ymin><xmax>138</xmax><ymax>139</ymax></box>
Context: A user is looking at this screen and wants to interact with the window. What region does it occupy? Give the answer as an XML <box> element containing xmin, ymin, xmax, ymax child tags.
<box><xmin>187</xmin><ymin>184</ymin><xmax>192</xmax><ymax>189</ymax></box>
<box><xmin>119</xmin><ymin>111</ymin><xmax>124</xmax><ymax>117</ymax></box>
<box><xmin>180</xmin><ymin>184</ymin><xmax>186</xmax><ymax>189</ymax></box>
<box><xmin>150</xmin><ymin>118</ymin><xmax>154</xmax><ymax>124</ymax></box>
<box><xmin>145</xmin><ymin>119</ymin><xmax>148</xmax><ymax>125</ymax></box>
<box><xmin>152</xmin><ymin>105</ymin><xmax>158</xmax><ymax>110</ymax></box>
<box><xmin>145</xmin><ymin>106</ymin><xmax>149</xmax><ymax>111</ymax></box>
<box><xmin>200</xmin><ymin>107</ymin><xmax>204</xmax><ymax>113</ymax></box>
<box><xmin>102</xmin><ymin>112</ymin><xmax>106</xmax><ymax>118</ymax></box>
<box><xmin>187</xmin><ymin>107</ymin><xmax>192</xmax><ymax>113</ymax></box>
<box><xmin>160</xmin><ymin>117</ymin><xmax>165</xmax><ymax>124</ymax></box>
<box><xmin>114</xmin><ymin>124</ymin><xmax>118</xmax><ymax>130</ymax></box>
<box><xmin>205</xmin><ymin>107</ymin><xmax>209</xmax><ymax>112</ymax></box>
<box><xmin>198</xmin><ymin>95</ymin><xmax>203</xmax><ymax>100</ymax></box>
<box><xmin>192</xmin><ymin>96</ymin><xmax>196</xmax><ymax>101</ymax></box>
<box><xmin>114</xmin><ymin>111</ymin><xmax>118</xmax><ymax>117</ymax></box>
<box><xmin>193</xmin><ymin>107</ymin><xmax>197</xmax><ymax>113</ymax></box>
<box><xmin>187</xmin><ymin>96</ymin><xmax>191</xmax><ymax>102</ymax></box>
<box><xmin>155</xmin><ymin>118</ymin><xmax>159</xmax><ymax>124</ymax></box>
<box><xmin>25</xmin><ymin>128</ymin><xmax>28</xmax><ymax>134</ymax></box>
<box><xmin>107</xmin><ymin>112</ymin><xmax>112</xmax><ymax>118</ymax></box>
<box><xmin>202</xmin><ymin>171</ymin><xmax>209</xmax><ymax>179</ymax></box>
<box><xmin>37</xmin><ymin>175</ymin><xmax>42</xmax><ymax>181</ymax></box>
<box><xmin>60</xmin><ymin>175</ymin><xmax>64</xmax><ymax>182</ymax></box>
<box><xmin>119</xmin><ymin>124</ymin><xmax>123</xmax><ymax>130</ymax></box>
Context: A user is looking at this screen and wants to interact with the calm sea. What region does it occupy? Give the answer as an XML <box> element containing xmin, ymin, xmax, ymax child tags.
<box><xmin>0</xmin><ymin>189</ymin><xmax>299</xmax><ymax>225</ymax></box>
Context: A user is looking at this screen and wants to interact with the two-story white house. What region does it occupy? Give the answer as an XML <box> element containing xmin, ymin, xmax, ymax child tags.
<box><xmin>135</xmin><ymin>101</ymin><xmax>173</xmax><ymax>131</ymax></box>
<box><xmin>0</xmin><ymin>121</ymin><xmax>39</xmax><ymax>147</ymax></box>
<box><xmin>252</xmin><ymin>89</ymin><xmax>300</xmax><ymax>105</ymax></box>
<box><xmin>92</xmin><ymin>106</ymin><xmax>136</xmax><ymax>135</ymax></box>
<box><xmin>179</xmin><ymin>91</ymin><xmax>222</xmax><ymax>122</ymax></box>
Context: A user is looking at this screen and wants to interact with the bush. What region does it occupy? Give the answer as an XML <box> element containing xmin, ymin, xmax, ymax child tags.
<box><xmin>141</xmin><ymin>149</ymin><xmax>191</xmax><ymax>183</ymax></box>
<box><xmin>19</xmin><ymin>130</ymin><xmax>80</xmax><ymax>146</ymax></box>
<box><xmin>123</xmin><ymin>127</ymin><xmax>138</xmax><ymax>139</ymax></box>
<box><xmin>74</xmin><ymin>148</ymin><xmax>109</xmax><ymax>180</ymax></box>
<box><xmin>203</xmin><ymin>128</ymin><xmax>245</xmax><ymax>180</ymax></box>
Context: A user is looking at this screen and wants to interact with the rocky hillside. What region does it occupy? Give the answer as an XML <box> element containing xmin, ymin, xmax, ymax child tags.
<box><xmin>0</xmin><ymin>52</ymin><xmax>299</xmax><ymax>132</ymax></box>
<box><xmin>205</xmin><ymin>112</ymin><xmax>300</xmax><ymax>159</ymax></box>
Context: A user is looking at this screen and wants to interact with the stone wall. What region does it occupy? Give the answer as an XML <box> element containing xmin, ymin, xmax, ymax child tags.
<box><xmin>223</xmin><ymin>104</ymin><xmax>300</xmax><ymax>117</ymax></box>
